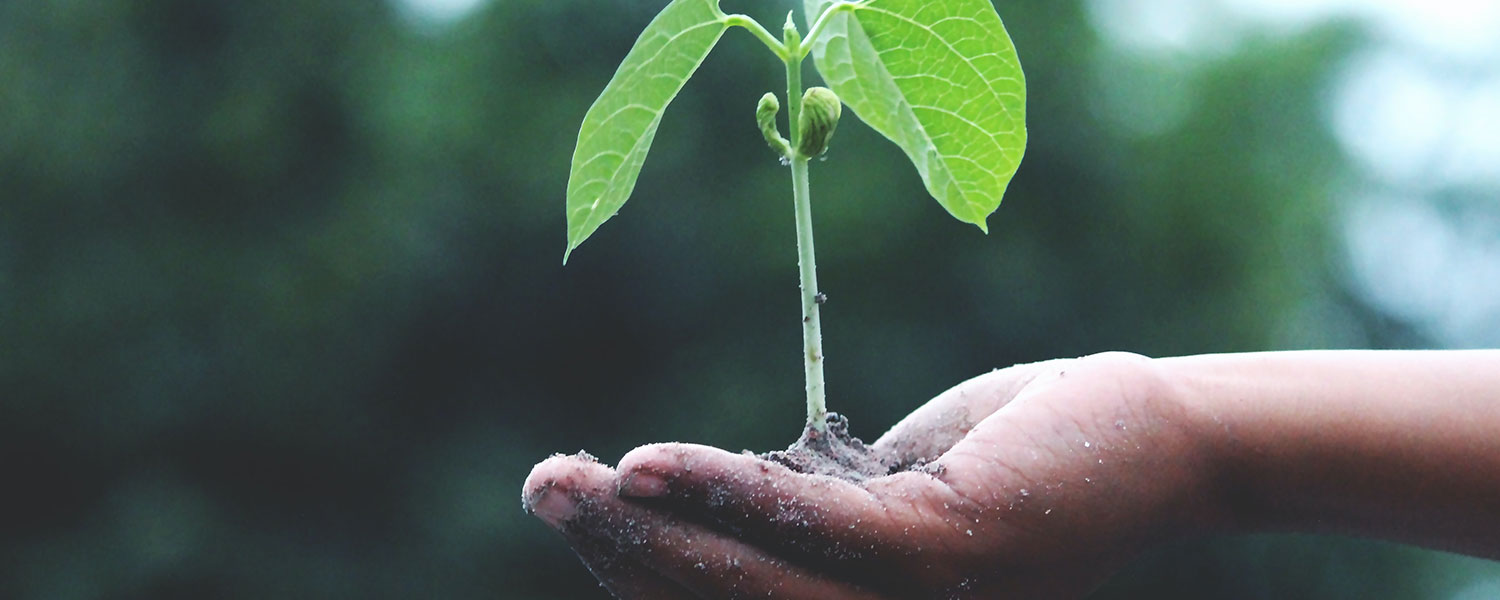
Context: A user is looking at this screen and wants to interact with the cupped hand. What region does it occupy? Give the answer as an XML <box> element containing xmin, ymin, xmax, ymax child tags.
<box><xmin>522</xmin><ymin>352</ymin><xmax>1221</xmax><ymax>599</ymax></box>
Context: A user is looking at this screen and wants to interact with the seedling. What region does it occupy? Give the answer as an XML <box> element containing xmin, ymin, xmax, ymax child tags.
<box><xmin>565</xmin><ymin>0</ymin><xmax>1026</xmax><ymax>440</ymax></box>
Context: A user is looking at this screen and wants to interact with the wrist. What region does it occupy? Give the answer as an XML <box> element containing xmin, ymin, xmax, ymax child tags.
<box><xmin>1063</xmin><ymin>352</ymin><xmax>1231</xmax><ymax>541</ymax></box>
<box><xmin>1149</xmin><ymin>354</ymin><xmax>1248</xmax><ymax>537</ymax></box>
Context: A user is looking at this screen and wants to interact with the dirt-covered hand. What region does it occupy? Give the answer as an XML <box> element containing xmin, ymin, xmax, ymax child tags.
<box><xmin>522</xmin><ymin>352</ymin><xmax>1219</xmax><ymax>599</ymax></box>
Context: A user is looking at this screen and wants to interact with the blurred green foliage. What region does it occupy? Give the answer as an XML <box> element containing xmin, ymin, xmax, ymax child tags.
<box><xmin>0</xmin><ymin>0</ymin><xmax>1491</xmax><ymax>598</ymax></box>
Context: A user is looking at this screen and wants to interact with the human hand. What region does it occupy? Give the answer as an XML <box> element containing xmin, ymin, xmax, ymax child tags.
<box><xmin>522</xmin><ymin>352</ymin><xmax>1220</xmax><ymax>598</ymax></box>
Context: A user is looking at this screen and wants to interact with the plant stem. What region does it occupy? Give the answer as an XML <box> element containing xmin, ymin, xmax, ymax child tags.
<box><xmin>790</xmin><ymin>154</ymin><xmax>827</xmax><ymax>432</ymax></box>
<box><xmin>784</xmin><ymin>30</ymin><xmax>828</xmax><ymax>433</ymax></box>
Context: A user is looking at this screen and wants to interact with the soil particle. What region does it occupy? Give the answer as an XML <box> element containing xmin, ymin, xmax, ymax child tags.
<box><xmin>759</xmin><ymin>412</ymin><xmax>896</xmax><ymax>482</ymax></box>
<box><xmin>916</xmin><ymin>461</ymin><xmax>947</xmax><ymax>477</ymax></box>
<box><xmin>876</xmin><ymin>405</ymin><xmax>974</xmax><ymax>472</ymax></box>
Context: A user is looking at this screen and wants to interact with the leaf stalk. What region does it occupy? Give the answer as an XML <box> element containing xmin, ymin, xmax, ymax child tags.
<box><xmin>800</xmin><ymin>1</ymin><xmax>864</xmax><ymax>58</ymax></box>
<box><xmin>725</xmin><ymin>14</ymin><xmax>788</xmax><ymax>61</ymax></box>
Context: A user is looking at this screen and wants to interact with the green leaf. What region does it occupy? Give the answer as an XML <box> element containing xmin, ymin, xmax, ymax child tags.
<box><xmin>564</xmin><ymin>0</ymin><xmax>730</xmax><ymax>263</ymax></box>
<box><xmin>804</xmin><ymin>0</ymin><xmax>1026</xmax><ymax>232</ymax></box>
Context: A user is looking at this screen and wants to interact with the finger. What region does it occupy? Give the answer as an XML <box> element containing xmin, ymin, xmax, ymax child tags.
<box><xmin>872</xmin><ymin>359</ymin><xmax>1063</xmax><ymax>466</ymax></box>
<box><xmin>575</xmin><ymin>540</ymin><xmax>701</xmax><ymax>600</ymax></box>
<box><xmin>525</xmin><ymin>453</ymin><xmax>880</xmax><ymax>599</ymax></box>
<box><xmin>525</xmin><ymin>454</ymin><xmax>698</xmax><ymax>599</ymax></box>
<box><xmin>616</xmin><ymin>443</ymin><xmax>966</xmax><ymax>568</ymax></box>
<box><xmin>578</xmin><ymin>494</ymin><xmax>885</xmax><ymax>599</ymax></box>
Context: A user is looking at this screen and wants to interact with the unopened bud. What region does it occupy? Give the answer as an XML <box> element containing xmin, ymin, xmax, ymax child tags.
<box><xmin>797</xmin><ymin>87</ymin><xmax>841</xmax><ymax>158</ymax></box>
<box><xmin>757</xmin><ymin>92</ymin><xmax>791</xmax><ymax>158</ymax></box>
<box><xmin>757</xmin><ymin>92</ymin><xmax>780</xmax><ymax>123</ymax></box>
<box><xmin>782</xmin><ymin>11</ymin><xmax>801</xmax><ymax>49</ymax></box>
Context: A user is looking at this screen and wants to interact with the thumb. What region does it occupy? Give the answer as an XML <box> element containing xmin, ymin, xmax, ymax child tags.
<box><xmin>871</xmin><ymin>358</ymin><xmax>1062</xmax><ymax>467</ymax></box>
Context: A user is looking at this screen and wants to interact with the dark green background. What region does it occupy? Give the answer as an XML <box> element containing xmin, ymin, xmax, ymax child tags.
<box><xmin>2</xmin><ymin>0</ymin><xmax>1496</xmax><ymax>598</ymax></box>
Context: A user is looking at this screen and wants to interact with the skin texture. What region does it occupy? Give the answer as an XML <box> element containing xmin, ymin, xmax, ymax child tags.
<box><xmin>1164</xmin><ymin>350</ymin><xmax>1500</xmax><ymax>559</ymax></box>
<box><xmin>522</xmin><ymin>350</ymin><xmax>1500</xmax><ymax>599</ymax></box>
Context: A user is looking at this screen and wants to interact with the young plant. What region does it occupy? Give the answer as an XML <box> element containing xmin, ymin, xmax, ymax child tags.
<box><xmin>564</xmin><ymin>0</ymin><xmax>1026</xmax><ymax>435</ymax></box>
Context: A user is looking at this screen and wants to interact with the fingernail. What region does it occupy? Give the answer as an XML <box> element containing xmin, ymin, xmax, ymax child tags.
<box><xmin>618</xmin><ymin>471</ymin><xmax>669</xmax><ymax>498</ymax></box>
<box><xmin>526</xmin><ymin>487</ymin><xmax>578</xmax><ymax>527</ymax></box>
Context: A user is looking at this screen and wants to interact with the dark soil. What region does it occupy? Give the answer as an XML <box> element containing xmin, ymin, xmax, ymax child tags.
<box><xmin>758</xmin><ymin>412</ymin><xmax>898</xmax><ymax>482</ymax></box>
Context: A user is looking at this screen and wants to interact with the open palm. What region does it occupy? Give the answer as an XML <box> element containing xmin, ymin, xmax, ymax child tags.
<box><xmin>523</xmin><ymin>353</ymin><xmax>1217</xmax><ymax>599</ymax></box>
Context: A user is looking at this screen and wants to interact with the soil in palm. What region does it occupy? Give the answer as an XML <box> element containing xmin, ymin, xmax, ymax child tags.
<box><xmin>759</xmin><ymin>412</ymin><xmax>896</xmax><ymax>482</ymax></box>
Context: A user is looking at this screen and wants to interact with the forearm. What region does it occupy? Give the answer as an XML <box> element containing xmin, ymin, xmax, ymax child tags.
<box><xmin>1162</xmin><ymin>350</ymin><xmax>1500</xmax><ymax>558</ymax></box>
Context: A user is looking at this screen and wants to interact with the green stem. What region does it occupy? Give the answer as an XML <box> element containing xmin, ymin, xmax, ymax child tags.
<box><xmin>790</xmin><ymin>155</ymin><xmax>827</xmax><ymax>431</ymax></box>
<box><xmin>800</xmin><ymin>1</ymin><xmax>863</xmax><ymax>58</ymax></box>
<box><xmin>725</xmin><ymin>15</ymin><xmax>788</xmax><ymax>61</ymax></box>
<box><xmin>784</xmin><ymin>26</ymin><xmax>828</xmax><ymax>433</ymax></box>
